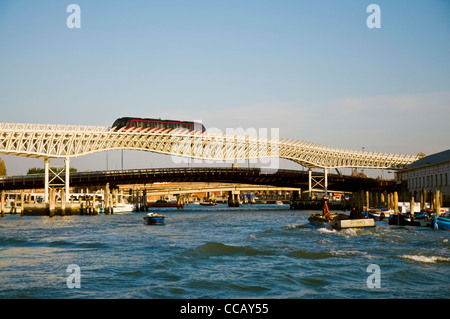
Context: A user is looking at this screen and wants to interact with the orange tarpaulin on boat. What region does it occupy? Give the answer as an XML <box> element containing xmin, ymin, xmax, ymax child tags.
<box><xmin>324</xmin><ymin>201</ymin><xmax>331</xmax><ymax>220</ymax></box>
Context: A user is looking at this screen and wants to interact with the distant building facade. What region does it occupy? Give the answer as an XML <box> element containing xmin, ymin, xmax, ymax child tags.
<box><xmin>396</xmin><ymin>149</ymin><xmax>450</xmax><ymax>206</ymax></box>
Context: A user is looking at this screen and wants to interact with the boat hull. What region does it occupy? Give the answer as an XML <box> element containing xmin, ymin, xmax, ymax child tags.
<box><xmin>143</xmin><ymin>213</ymin><xmax>166</xmax><ymax>225</ymax></box>
<box><xmin>330</xmin><ymin>218</ymin><xmax>375</xmax><ymax>230</ymax></box>
<box><xmin>308</xmin><ymin>213</ymin><xmax>375</xmax><ymax>230</ymax></box>
<box><xmin>367</xmin><ymin>210</ymin><xmax>390</xmax><ymax>221</ymax></box>
<box><xmin>434</xmin><ymin>215</ymin><xmax>450</xmax><ymax>231</ymax></box>
<box><xmin>200</xmin><ymin>202</ymin><xmax>217</xmax><ymax>206</ymax></box>
<box><xmin>389</xmin><ymin>212</ymin><xmax>433</xmax><ymax>227</ymax></box>
<box><xmin>143</xmin><ymin>216</ymin><xmax>165</xmax><ymax>225</ymax></box>
<box><xmin>149</xmin><ymin>202</ymin><xmax>177</xmax><ymax>207</ymax></box>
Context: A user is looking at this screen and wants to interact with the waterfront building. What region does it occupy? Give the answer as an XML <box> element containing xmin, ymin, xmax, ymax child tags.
<box><xmin>396</xmin><ymin>149</ymin><xmax>450</xmax><ymax>206</ymax></box>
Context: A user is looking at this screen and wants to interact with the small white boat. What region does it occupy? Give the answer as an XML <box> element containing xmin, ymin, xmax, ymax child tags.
<box><xmin>275</xmin><ymin>200</ymin><xmax>284</xmax><ymax>205</ymax></box>
<box><xmin>113</xmin><ymin>203</ymin><xmax>135</xmax><ymax>213</ymax></box>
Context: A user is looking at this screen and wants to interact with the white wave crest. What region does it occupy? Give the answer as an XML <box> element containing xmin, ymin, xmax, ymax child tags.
<box><xmin>401</xmin><ymin>255</ymin><xmax>450</xmax><ymax>263</ymax></box>
<box><xmin>317</xmin><ymin>227</ymin><xmax>335</xmax><ymax>234</ymax></box>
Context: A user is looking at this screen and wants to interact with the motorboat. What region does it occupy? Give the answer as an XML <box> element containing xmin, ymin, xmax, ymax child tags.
<box><xmin>143</xmin><ymin>212</ymin><xmax>165</xmax><ymax>225</ymax></box>
<box><xmin>308</xmin><ymin>213</ymin><xmax>375</xmax><ymax>230</ymax></box>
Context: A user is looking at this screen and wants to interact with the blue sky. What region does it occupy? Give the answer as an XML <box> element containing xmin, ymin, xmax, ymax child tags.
<box><xmin>0</xmin><ymin>0</ymin><xmax>449</xmax><ymax>175</ymax></box>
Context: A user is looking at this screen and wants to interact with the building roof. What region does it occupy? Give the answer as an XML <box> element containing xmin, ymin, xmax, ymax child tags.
<box><xmin>406</xmin><ymin>149</ymin><xmax>450</xmax><ymax>169</ymax></box>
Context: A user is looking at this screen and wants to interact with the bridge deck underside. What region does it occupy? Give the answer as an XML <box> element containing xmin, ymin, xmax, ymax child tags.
<box><xmin>0</xmin><ymin>168</ymin><xmax>396</xmax><ymax>192</ymax></box>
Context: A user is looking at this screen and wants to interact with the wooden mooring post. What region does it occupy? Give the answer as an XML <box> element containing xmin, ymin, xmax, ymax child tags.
<box><xmin>420</xmin><ymin>187</ymin><xmax>426</xmax><ymax>212</ymax></box>
<box><xmin>104</xmin><ymin>183</ymin><xmax>112</xmax><ymax>214</ymax></box>
<box><xmin>388</xmin><ymin>191</ymin><xmax>400</xmax><ymax>225</ymax></box>
<box><xmin>365</xmin><ymin>190</ymin><xmax>370</xmax><ymax>212</ymax></box>
<box><xmin>1</xmin><ymin>190</ymin><xmax>4</xmax><ymax>218</ymax></box>
<box><xmin>435</xmin><ymin>190</ymin><xmax>441</xmax><ymax>215</ymax></box>
<box><xmin>61</xmin><ymin>189</ymin><xmax>66</xmax><ymax>216</ymax></box>
<box><xmin>48</xmin><ymin>188</ymin><xmax>55</xmax><ymax>217</ymax></box>
<box><xmin>177</xmin><ymin>194</ymin><xmax>184</xmax><ymax>210</ymax></box>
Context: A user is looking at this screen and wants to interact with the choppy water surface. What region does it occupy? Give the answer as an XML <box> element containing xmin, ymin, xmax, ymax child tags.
<box><xmin>1</xmin><ymin>204</ymin><xmax>449</xmax><ymax>299</ymax></box>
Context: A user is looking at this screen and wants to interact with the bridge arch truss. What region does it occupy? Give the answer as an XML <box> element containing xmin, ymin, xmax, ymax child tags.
<box><xmin>0</xmin><ymin>123</ymin><xmax>418</xmax><ymax>201</ymax></box>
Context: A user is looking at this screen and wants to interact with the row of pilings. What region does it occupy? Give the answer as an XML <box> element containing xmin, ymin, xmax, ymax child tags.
<box><xmin>289</xmin><ymin>189</ymin><xmax>401</xmax><ymax>212</ymax></box>
<box><xmin>288</xmin><ymin>190</ymin><xmax>406</xmax><ymax>212</ymax></box>
<box><xmin>0</xmin><ymin>183</ymin><xmax>152</xmax><ymax>217</ymax></box>
<box><xmin>289</xmin><ymin>187</ymin><xmax>445</xmax><ymax>215</ymax></box>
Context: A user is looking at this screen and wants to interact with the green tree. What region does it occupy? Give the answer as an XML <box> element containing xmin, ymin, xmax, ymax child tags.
<box><xmin>27</xmin><ymin>167</ymin><xmax>45</xmax><ymax>175</ymax></box>
<box><xmin>27</xmin><ymin>167</ymin><xmax>78</xmax><ymax>175</ymax></box>
<box><xmin>0</xmin><ymin>158</ymin><xmax>6</xmax><ymax>176</ymax></box>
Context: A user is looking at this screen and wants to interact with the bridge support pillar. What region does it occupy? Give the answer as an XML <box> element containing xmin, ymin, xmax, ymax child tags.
<box><xmin>308</xmin><ymin>168</ymin><xmax>328</xmax><ymax>199</ymax></box>
<box><xmin>65</xmin><ymin>157</ymin><xmax>70</xmax><ymax>203</ymax></box>
<box><xmin>44</xmin><ymin>158</ymin><xmax>49</xmax><ymax>203</ymax></box>
<box><xmin>228</xmin><ymin>191</ymin><xmax>240</xmax><ymax>207</ymax></box>
<box><xmin>308</xmin><ymin>169</ymin><xmax>312</xmax><ymax>199</ymax></box>
<box><xmin>43</xmin><ymin>157</ymin><xmax>70</xmax><ymax>204</ymax></box>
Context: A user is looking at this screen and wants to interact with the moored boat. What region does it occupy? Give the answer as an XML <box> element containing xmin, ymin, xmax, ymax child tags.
<box><xmin>200</xmin><ymin>201</ymin><xmax>217</xmax><ymax>206</ymax></box>
<box><xmin>143</xmin><ymin>212</ymin><xmax>165</xmax><ymax>225</ymax></box>
<box><xmin>434</xmin><ymin>214</ymin><xmax>450</xmax><ymax>231</ymax></box>
<box><xmin>389</xmin><ymin>211</ymin><xmax>434</xmax><ymax>227</ymax></box>
<box><xmin>149</xmin><ymin>200</ymin><xmax>178</xmax><ymax>207</ymax></box>
<box><xmin>367</xmin><ymin>208</ymin><xmax>392</xmax><ymax>221</ymax></box>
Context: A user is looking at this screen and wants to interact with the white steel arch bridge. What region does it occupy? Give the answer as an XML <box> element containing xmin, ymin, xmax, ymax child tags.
<box><xmin>0</xmin><ymin>122</ymin><xmax>419</xmax><ymax>202</ymax></box>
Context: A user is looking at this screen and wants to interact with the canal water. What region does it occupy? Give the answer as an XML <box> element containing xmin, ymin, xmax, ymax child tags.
<box><xmin>0</xmin><ymin>204</ymin><xmax>449</xmax><ymax>299</ymax></box>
